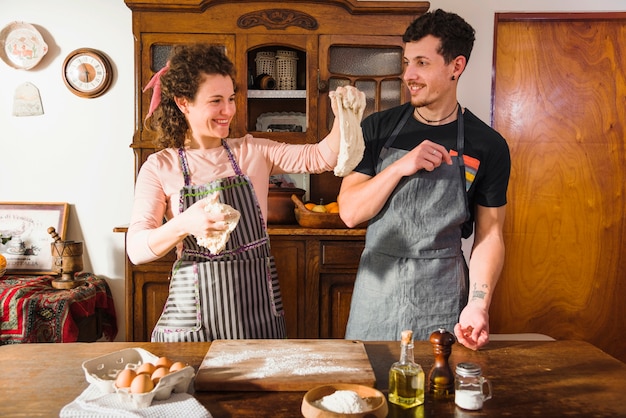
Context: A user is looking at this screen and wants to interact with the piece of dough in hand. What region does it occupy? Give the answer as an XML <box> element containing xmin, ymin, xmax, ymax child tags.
<box><xmin>330</xmin><ymin>87</ymin><xmax>366</xmax><ymax>177</ymax></box>
<box><xmin>195</xmin><ymin>197</ymin><xmax>241</xmax><ymax>254</ymax></box>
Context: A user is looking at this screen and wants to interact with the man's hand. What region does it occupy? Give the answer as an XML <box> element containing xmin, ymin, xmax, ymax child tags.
<box><xmin>395</xmin><ymin>139</ymin><xmax>452</xmax><ymax>177</ymax></box>
<box><xmin>454</xmin><ymin>304</ymin><xmax>490</xmax><ymax>350</ymax></box>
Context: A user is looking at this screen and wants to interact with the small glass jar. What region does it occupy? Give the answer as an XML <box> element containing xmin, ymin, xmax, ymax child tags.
<box><xmin>454</xmin><ymin>362</ymin><xmax>492</xmax><ymax>410</ymax></box>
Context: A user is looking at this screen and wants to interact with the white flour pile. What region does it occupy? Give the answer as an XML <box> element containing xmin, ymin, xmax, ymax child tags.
<box><xmin>314</xmin><ymin>390</ymin><xmax>368</xmax><ymax>413</ymax></box>
<box><xmin>202</xmin><ymin>347</ymin><xmax>362</xmax><ymax>379</ymax></box>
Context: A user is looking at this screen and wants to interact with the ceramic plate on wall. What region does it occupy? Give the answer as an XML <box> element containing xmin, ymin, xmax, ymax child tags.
<box><xmin>0</xmin><ymin>22</ymin><xmax>48</xmax><ymax>70</ymax></box>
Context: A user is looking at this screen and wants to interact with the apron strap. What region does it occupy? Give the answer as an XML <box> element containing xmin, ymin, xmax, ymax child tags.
<box><xmin>178</xmin><ymin>147</ymin><xmax>192</xmax><ymax>187</ymax></box>
<box><xmin>383</xmin><ymin>104</ymin><xmax>414</xmax><ymax>149</ymax></box>
<box><xmin>455</xmin><ymin>105</ymin><xmax>471</xmax><ymax>225</ymax></box>
<box><xmin>222</xmin><ymin>139</ymin><xmax>244</xmax><ymax>176</ymax></box>
<box><xmin>456</xmin><ymin>104</ymin><xmax>465</xmax><ymax>165</ymax></box>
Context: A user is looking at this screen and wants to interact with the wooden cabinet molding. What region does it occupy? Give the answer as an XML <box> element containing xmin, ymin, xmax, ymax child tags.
<box><xmin>124</xmin><ymin>0</ymin><xmax>429</xmax><ymax>15</ymax></box>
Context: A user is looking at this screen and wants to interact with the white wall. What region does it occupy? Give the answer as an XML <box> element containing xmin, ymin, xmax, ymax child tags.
<box><xmin>0</xmin><ymin>0</ymin><xmax>134</xmax><ymax>340</ymax></box>
<box><xmin>1</xmin><ymin>0</ymin><xmax>623</xmax><ymax>341</ymax></box>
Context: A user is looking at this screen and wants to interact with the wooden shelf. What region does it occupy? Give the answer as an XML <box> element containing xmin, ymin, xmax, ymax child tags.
<box><xmin>247</xmin><ymin>90</ymin><xmax>306</xmax><ymax>99</ymax></box>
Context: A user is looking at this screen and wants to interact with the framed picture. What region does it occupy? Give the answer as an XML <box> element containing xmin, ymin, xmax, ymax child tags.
<box><xmin>0</xmin><ymin>202</ymin><xmax>69</xmax><ymax>275</ymax></box>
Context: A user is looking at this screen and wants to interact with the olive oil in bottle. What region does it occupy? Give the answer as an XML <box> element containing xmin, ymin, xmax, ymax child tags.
<box><xmin>388</xmin><ymin>330</ymin><xmax>425</xmax><ymax>408</ymax></box>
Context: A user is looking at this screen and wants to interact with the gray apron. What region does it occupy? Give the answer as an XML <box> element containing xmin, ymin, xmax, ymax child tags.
<box><xmin>345</xmin><ymin>106</ymin><xmax>470</xmax><ymax>341</ymax></box>
<box><xmin>152</xmin><ymin>141</ymin><xmax>286</xmax><ymax>342</ymax></box>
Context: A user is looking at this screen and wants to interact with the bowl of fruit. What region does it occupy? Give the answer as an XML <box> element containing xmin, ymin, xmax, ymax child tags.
<box><xmin>291</xmin><ymin>194</ymin><xmax>364</xmax><ymax>229</ymax></box>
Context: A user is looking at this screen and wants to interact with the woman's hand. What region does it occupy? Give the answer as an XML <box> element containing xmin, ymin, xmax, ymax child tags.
<box><xmin>179</xmin><ymin>194</ymin><xmax>233</xmax><ymax>239</ymax></box>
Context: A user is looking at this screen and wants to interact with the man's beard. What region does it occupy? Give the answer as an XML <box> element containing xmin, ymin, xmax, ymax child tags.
<box><xmin>410</xmin><ymin>96</ymin><xmax>431</xmax><ymax>109</ymax></box>
<box><xmin>406</xmin><ymin>83</ymin><xmax>431</xmax><ymax>108</ymax></box>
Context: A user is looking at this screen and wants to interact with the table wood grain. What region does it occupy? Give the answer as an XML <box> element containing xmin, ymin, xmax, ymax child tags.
<box><xmin>0</xmin><ymin>340</ymin><xmax>624</xmax><ymax>417</ymax></box>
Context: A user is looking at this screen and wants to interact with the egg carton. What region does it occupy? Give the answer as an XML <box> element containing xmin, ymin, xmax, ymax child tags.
<box><xmin>82</xmin><ymin>347</ymin><xmax>195</xmax><ymax>409</ymax></box>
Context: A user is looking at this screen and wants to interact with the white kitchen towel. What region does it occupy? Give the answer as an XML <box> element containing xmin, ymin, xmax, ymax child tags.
<box><xmin>60</xmin><ymin>384</ymin><xmax>212</xmax><ymax>418</ymax></box>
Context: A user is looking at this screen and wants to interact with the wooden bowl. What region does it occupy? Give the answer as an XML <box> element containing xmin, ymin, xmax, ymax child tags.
<box><xmin>301</xmin><ymin>383</ymin><xmax>388</xmax><ymax>418</ymax></box>
<box><xmin>291</xmin><ymin>194</ymin><xmax>367</xmax><ymax>229</ymax></box>
<box><xmin>294</xmin><ymin>207</ymin><xmax>349</xmax><ymax>229</ymax></box>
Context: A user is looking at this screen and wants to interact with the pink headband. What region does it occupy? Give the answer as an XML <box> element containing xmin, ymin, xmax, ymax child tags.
<box><xmin>143</xmin><ymin>62</ymin><xmax>170</xmax><ymax>119</ymax></box>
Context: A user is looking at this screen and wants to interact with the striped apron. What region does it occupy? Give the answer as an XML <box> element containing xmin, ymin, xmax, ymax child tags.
<box><xmin>345</xmin><ymin>106</ymin><xmax>470</xmax><ymax>341</ymax></box>
<box><xmin>151</xmin><ymin>141</ymin><xmax>286</xmax><ymax>342</ymax></box>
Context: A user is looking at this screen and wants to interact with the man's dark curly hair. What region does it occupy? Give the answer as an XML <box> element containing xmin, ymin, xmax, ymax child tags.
<box><xmin>402</xmin><ymin>9</ymin><xmax>476</xmax><ymax>65</ymax></box>
<box><xmin>146</xmin><ymin>44</ymin><xmax>236</xmax><ymax>149</ymax></box>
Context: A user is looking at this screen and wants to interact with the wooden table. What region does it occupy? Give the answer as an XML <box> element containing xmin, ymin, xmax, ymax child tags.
<box><xmin>1</xmin><ymin>339</ymin><xmax>624</xmax><ymax>417</ymax></box>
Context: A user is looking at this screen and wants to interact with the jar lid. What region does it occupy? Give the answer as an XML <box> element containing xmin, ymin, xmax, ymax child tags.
<box><xmin>455</xmin><ymin>362</ymin><xmax>482</xmax><ymax>377</ymax></box>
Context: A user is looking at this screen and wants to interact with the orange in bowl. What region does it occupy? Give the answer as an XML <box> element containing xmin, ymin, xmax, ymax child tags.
<box><xmin>325</xmin><ymin>202</ymin><xmax>340</xmax><ymax>213</ymax></box>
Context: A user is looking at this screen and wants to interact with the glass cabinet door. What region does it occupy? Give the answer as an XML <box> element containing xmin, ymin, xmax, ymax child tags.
<box><xmin>318</xmin><ymin>35</ymin><xmax>406</xmax><ymax>136</ymax></box>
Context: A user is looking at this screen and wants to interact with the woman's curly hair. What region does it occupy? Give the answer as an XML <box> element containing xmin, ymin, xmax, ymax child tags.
<box><xmin>403</xmin><ymin>9</ymin><xmax>475</xmax><ymax>65</ymax></box>
<box><xmin>145</xmin><ymin>44</ymin><xmax>236</xmax><ymax>148</ymax></box>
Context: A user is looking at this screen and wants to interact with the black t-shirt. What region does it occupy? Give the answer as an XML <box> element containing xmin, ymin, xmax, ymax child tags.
<box><xmin>355</xmin><ymin>103</ymin><xmax>511</xmax><ymax>237</ymax></box>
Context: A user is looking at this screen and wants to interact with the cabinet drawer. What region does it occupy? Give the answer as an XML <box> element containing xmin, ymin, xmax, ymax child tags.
<box><xmin>320</xmin><ymin>241</ymin><xmax>364</xmax><ymax>269</ymax></box>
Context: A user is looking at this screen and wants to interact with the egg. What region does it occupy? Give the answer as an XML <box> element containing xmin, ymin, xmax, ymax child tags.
<box><xmin>136</xmin><ymin>362</ymin><xmax>156</xmax><ymax>375</ymax></box>
<box><xmin>169</xmin><ymin>361</ymin><xmax>186</xmax><ymax>372</ymax></box>
<box><xmin>155</xmin><ymin>356</ymin><xmax>173</xmax><ymax>369</ymax></box>
<box><xmin>115</xmin><ymin>368</ymin><xmax>137</xmax><ymax>388</ymax></box>
<box><xmin>130</xmin><ymin>373</ymin><xmax>154</xmax><ymax>394</ymax></box>
<box><xmin>151</xmin><ymin>366</ymin><xmax>170</xmax><ymax>384</ymax></box>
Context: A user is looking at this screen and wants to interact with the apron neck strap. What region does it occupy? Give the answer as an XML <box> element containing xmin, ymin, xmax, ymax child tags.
<box><xmin>383</xmin><ymin>103</ymin><xmax>464</xmax><ymax>153</ymax></box>
<box><xmin>221</xmin><ymin>139</ymin><xmax>244</xmax><ymax>176</ymax></box>
<box><xmin>177</xmin><ymin>139</ymin><xmax>244</xmax><ymax>186</ymax></box>
<box><xmin>178</xmin><ymin>148</ymin><xmax>192</xmax><ymax>186</ymax></box>
<box><xmin>384</xmin><ymin>104</ymin><xmax>413</xmax><ymax>149</ymax></box>
<box><xmin>456</xmin><ymin>104</ymin><xmax>465</xmax><ymax>168</ymax></box>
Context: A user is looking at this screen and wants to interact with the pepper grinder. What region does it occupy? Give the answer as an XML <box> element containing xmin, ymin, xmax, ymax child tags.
<box><xmin>428</xmin><ymin>327</ymin><xmax>455</xmax><ymax>400</ymax></box>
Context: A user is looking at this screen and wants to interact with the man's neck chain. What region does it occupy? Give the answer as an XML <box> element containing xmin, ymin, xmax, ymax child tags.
<box><xmin>415</xmin><ymin>103</ymin><xmax>458</xmax><ymax>124</ymax></box>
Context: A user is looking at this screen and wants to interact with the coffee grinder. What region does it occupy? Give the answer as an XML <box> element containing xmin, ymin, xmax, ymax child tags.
<box><xmin>48</xmin><ymin>227</ymin><xmax>84</xmax><ymax>289</ymax></box>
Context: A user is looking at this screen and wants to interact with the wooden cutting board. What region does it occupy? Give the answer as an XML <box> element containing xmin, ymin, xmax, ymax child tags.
<box><xmin>194</xmin><ymin>339</ymin><xmax>376</xmax><ymax>392</ymax></box>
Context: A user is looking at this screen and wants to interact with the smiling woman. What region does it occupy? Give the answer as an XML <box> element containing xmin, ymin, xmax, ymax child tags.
<box><xmin>127</xmin><ymin>43</ymin><xmax>357</xmax><ymax>343</ymax></box>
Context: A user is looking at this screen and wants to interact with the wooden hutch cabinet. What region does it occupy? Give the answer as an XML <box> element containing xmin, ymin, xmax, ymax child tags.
<box><xmin>122</xmin><ymin>0</ymin><xmax>429</xmax><ymax>341</ymax></box>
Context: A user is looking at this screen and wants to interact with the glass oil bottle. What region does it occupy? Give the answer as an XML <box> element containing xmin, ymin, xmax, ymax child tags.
<box><xmin>388</xmin><ymin>329</ymin><xmax>425</xmax><ymax>408</ymax></box>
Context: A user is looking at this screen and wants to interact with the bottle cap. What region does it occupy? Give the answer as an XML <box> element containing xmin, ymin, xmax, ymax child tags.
<box><xmin>401</xmin><ymin>330</ymin><xmax>413</xmax><ymax>344</ymax></box>
<box><xmin>455</xmin><ymin>362</ymin><xmax>482</xmax><ymax>377</ymax></box>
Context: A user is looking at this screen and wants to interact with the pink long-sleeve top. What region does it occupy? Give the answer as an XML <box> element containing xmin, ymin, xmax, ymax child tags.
<box><xmin>127</xmin><ymin>134</ymin><xmax>338</xmax><ymax>264</ymax></box>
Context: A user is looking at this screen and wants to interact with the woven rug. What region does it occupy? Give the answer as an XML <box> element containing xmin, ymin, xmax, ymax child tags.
<box><xmin>1</xmin><ymin>273</ymin><xmax>117</xmax><ymax>343</ymax></box>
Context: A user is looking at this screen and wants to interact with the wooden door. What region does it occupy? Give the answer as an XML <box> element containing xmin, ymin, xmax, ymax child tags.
<box><xmin>491</xmin><ymin>13</ymin><xmax>626</xmax><ymax>362</ymax></box>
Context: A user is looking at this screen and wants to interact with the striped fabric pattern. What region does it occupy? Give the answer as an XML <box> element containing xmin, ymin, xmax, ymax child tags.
<box><xmin>151</xmin><ymin>145</ymin><xmax>286</xmax><ymax>342</ymax></box>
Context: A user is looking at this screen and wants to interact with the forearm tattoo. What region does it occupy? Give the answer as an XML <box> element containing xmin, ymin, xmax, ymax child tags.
<box><xmin>471</xmin><ymin>283</ymin><xmax>488</xmax><ymax>301</ymax></box>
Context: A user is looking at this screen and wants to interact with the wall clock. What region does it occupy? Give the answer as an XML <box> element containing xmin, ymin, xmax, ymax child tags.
<box><xmin>62</xmin><ymin>48</ymin><xmax>113</xmax><ymax>98</ymax></box>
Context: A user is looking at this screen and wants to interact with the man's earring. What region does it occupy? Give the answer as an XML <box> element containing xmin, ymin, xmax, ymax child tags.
<box><xmin>451</xmin><ymin>75</ymin><xmax>456</xmax><ymax>81</ymax></box>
